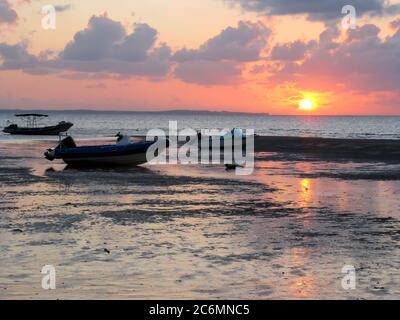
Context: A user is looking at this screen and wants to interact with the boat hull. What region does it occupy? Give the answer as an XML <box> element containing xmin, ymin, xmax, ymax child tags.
<box><xmin>46</xmin><ymin>140</ymin><xmax>162</xmax><ymax>167</ymax></box>
<box><xmin>63</xmin><ymin>152</ymin><xmax>149</xmax><ymax>166</ymax></box>
<box><xmin>3</xmin><ymin>122</ymin><xmax>73</xmax><ymax>135</ymax></box>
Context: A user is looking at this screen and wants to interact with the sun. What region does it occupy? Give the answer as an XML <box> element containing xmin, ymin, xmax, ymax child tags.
<box><xmin>299</xmin><ymin>99</ymin><xmax>313</xmax><ymax>111</ymax></box>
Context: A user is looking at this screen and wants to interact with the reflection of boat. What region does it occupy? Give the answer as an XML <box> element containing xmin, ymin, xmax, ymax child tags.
<box><xmin>44</xmin><ymin>134</ymin><xmax>164</xmax><ymax>166</ymax></box>
<box><xmin>3</xmin><ymin>114</ymin><xmax>73</xmax><ymax>135</ymax></box>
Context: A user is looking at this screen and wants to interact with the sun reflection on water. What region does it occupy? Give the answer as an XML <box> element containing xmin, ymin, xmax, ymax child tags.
<box><xmin>287</xmin><ymin>247</ymin><xmax>317</xmax><ymax>299</ymax></box>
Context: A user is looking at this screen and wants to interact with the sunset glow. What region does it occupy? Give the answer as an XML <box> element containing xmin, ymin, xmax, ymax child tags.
<box><xmin>1</xmin><ymin>0</ymin><xmax>400</xmax><ymax>114</ymax></box>
<box><xmin>299</xmin><ymin>99</ymin><xmax>313</xmax><ymax>111</ymax></box>
<box><xmin>2</xmin><ymin>0</ymin><xmax>400</xmax><ymax>302</ymax></box>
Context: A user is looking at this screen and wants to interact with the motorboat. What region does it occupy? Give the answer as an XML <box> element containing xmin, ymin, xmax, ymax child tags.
<box><xmin>3</xmin><ymin>114</ymin><xmax>73</xmax><ymax>135</ymax></box>
<box><xmin>44</xmin><ymin>133</ymin><xmax>165</xmax><ymax>166</ymax></box>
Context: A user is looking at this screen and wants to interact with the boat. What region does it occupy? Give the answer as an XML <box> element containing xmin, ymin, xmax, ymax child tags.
<box><xmin>3</xmin><ymin>114</ymin><xmax>73</xmax><ymax>135</ymax></box>
<box><xmin>198</xmin><ymin>128</ymin><xmax>247</xmax><ymax>150</ymax></box>
<box><xmin>44</xmin><ymin>133</ymin><xmax>165</xmax><ymax>166</ymax></box>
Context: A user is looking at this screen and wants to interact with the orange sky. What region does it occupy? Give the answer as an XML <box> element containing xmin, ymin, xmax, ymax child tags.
<box><xmin>1</xmin><ymin>0</ymin><xmax>400</xmax><ymax>114</ymax></box>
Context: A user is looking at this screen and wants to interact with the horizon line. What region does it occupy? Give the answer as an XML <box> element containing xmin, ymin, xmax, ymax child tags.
<box><xmin>1</xmin><ymin>108</ymin><xmax>400</xmax><ymax>117</ymax></box>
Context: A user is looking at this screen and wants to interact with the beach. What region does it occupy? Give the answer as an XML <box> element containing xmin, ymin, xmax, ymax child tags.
<box><xmin>0</xmin><ymin>137</ymin><xmax>399</xmax><ymax>299</ymax></box>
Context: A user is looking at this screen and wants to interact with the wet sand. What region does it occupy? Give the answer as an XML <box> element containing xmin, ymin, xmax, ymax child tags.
<box><xmin>254</xmin><ymin>136</ymin><xmax>400</xmax><ymax>162</ymax></box>
<box><xmin>133</xmin><ymin>134</ymin><xmax>400</xmax><ymax>162</ymax></box>
<box><xmin>0</xmin><ymin>138</ymin><xmax>400</xmax><ymax>299</ymax></box>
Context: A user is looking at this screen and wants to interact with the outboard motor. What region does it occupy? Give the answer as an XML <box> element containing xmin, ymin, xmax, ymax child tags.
<box><xmin>44</xmin><ymin>136</ymin><xmax>76</xmax><ymax>161</ymax></box>
<box><xmin>57</xmin><ymin>136</ymin><xmax>77</xmax><ymax>149</ymax></box>
<box><xmin>44</xmin><ymin>149</ymin><xmax>56</xmax><ymax>161</ymax></box>
<box><xmin>115</xmin><ymin>132</ymin><xmax>129</xmax><ymax>145</ymax></box>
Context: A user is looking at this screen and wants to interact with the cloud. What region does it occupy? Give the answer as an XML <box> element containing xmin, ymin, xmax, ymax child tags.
<box><xmin>49</xmin><ymin>51</ymin><xmax>171</xmax><ymax>78</ymax></box>
<box><xmin>112</xmin><ymin>23</ymin><xmax>158</xmax><ymax>61</ymax></box>
<box><xmin>226</xmin><ymin>0</ymin><xmax>400</xmax><ymax>22</ymax></box>
<box><xmin>59</xmin><ymin>72</ymin><xmax>116</xmax><ymax>80</ymax></box>
<box><xmin>1</xmin><ymin>12</ymin><xmax>399</xmax><ymax>93</ymax></box>
<box><xmin>54</xmin><ymin>4</ymin><xmax>72</xmax><ymax>13</ymax></box>
<box><xmin>61</xmin><ymin>15</ymin><xmax>126</xmax><ymax>60</ymax></box>
<box><xmin>173</xmin><ymin>21</ymin><xmax>270</xmax><ymax>84</ymax></box>
<box><xmin>389</xmin><ymin>18</ymin><xmax>400</xmax><ymax>30</ymax></box>
<box><xmin>0</xmin><ymin>0</ymin><xmax>18</xmax><ymax>24</ymax></box>
<box><xmin>174</xmin><ymin>60</ymin><xmax>241</xmax><ymax>85</ymax></box>
<box><xmin>0</xmin><ymin>15</ymin><xmax>172</xmax><ymax>79</ymax></box>
<box><xmin>271</xmin><ymin>23</ymin><xmax>400</xmax><ymax>92</ymax></box>
<box><xmin>174</xmin><ymin>21</ymin><xmax>270</xmax><ymax>62</ymax></box>
<box><xmin>346</xmin><ymin>23</ymin><xmax>380</xmax><ymax>41</ymax></box>
<box><xmin>271</xmin><ymin>40</ymin><xmax>317</xmax><ymax>61</ymax></box>
<box><xmin>47</xmin><ymin>16</ymin><xmax>170</xmax><ymax>78</ymax></box>
<box><xmin>54</xmin><ymin>16</ymin><xmax>172</xmax><ymax>78</ymax></box>
<box><xmin>0</xmin><ymin>42</ymin><xmax>38</xmax><ymax>69</ymax></box>
<box><xmin>0</xmin><ymin>14</ymin><xmax>271</xmax><ymax>85</ymax></box>
<box><xmin>85</xmin><ymin>83</ymin><xmax>107</xmax><ymax>89</ymax></box>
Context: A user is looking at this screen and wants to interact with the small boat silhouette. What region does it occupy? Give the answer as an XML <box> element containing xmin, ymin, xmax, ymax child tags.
<box><xmin>3</xmin><ymin>114</ymin><xmax>73</xmax><ymax>135</ymax></box>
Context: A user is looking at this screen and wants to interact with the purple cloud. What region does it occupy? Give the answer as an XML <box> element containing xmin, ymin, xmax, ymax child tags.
<box><xmin>174</xmin><ymin>21</ymin><xmax>270</xmax><ymax>62</ymax></box>
<box><xmin>54</xmin><ymin>4</ymin><xmax>72</xmax><ymax>12</ymax></box>
<box><xmin>226</xmin><ymin>0</ymin><xmax>400</xmax><ymax>22</ymax></box>
<box><xmin>61</xmin><ymin>15</ymin><xmax>126</xmax><ymax>60</ymax></box>
<box><xmin>174</xmin><ymin>60</ymin><xmax>241</xmax><ymax>85</ymax></box>
<box><xmin>272</xmin><ymin>24</ymin><xmax>400</xmax><ymax>92</ymax></box>
<box><xmin>389</xmin><ymin>18</ymin><xmax>400</xmax><ymax>30</ymax></box>
<box><xmin>0</xmin><ymin>15</ymin><xmax>271</xmax><ymax>85</ymax></box>
<box><xmin>54</xmin><ymin>16</ymin><xmax>172</xmax><ymax>78</ymax></box>
<box><xmin>173</xmin><ymin>21</ymin><xmax>270</xmax><ymax>84</ymax></box>
<box><xmin>0</xmin><ymin>42</ymin><xmax>37</xmax><ymax>69</ymax></box>
<box><xmin>112</xmin><ymin>23</ymin><xmax>158</xmax><ymax>61</ymax></box>
<box><xmin>0</xmin><ymin>0</ymin><xmax>18</xmax><ymax>24</ymax></box>
<box><xmin>0</xmin><ymin>15</ymin><xmax>172</xmax><ymax>79</ymax></box>
<box><xmin>271</xmin><ymin>40</ymin><xmax>317</xmax><ymax>61</ymax></box>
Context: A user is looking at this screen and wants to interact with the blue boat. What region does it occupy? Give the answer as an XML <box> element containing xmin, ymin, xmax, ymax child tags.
<box><xmin>44</xmin><ymin>134</ymin><xmax>164</xmax><ymax>166</ymax></box>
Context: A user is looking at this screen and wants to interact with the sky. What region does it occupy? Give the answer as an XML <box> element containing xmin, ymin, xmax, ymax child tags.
<box><xmin>0</xmin><ymin>0</ymin><xmax>400</xmax><ymax>115</ymax></box>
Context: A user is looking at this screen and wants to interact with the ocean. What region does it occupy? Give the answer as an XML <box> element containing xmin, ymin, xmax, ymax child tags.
<box><xmin>1</xmin><ymin>110</ymin><xmax>400</xmax><ymax>140</ymax></box>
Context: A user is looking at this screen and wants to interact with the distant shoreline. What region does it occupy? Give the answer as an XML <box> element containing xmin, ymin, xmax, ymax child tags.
<box><xmin>0</xmin><ymin>109</ymin><xmax>270</xmax><ymax>116</ymax></box>
<box><xmin>1</xmin><ymin>109</ymin><xmax>400</xmax><ymax>116</ymax></box>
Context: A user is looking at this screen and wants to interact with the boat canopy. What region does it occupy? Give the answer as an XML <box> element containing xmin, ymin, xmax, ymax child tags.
<box><xmin>15</xmin><ymin>113</ymin><xmax>49</xmax><ymax>117</ymax></box>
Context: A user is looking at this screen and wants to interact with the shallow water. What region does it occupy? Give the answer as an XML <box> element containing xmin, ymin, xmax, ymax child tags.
<box><xmin>0</xmin><ymin>140</ymin><xmax>399</xmax><ymax>299</ymax></box>
<box><xmin>1</xmin><ymin>111</ymin><xmax>400</xmax><ymax>140</ymax></box>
